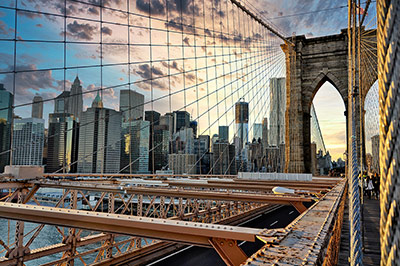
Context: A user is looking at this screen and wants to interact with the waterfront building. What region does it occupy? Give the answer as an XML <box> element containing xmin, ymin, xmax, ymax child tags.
<box><xmin>12</xmin><ymin>118</ymin><xmax>45</xmax><ymax>166</ymax></box>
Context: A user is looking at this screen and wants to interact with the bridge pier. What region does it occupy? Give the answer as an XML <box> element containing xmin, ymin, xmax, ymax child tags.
<box><xmin>281</xmin><ymin>30</ymin><xmax>376</xmax><ymax>173</ymax></box>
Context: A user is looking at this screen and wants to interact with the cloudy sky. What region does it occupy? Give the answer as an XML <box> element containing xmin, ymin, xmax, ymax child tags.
<box><xmin>0</xmin><ymin>0</ymin><xmax>378</xmax><ymax>161</ymax></box>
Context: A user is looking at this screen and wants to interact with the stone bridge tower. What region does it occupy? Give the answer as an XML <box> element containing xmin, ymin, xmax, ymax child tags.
<box><xmin>281</xmin><ymin>29</ymin><xmax>377</xmax><ymax>173</ymax></box>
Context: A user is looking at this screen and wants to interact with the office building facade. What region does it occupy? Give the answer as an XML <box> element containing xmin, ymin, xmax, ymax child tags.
<box><xmin>212</xmin><ymin>142</ymin><xmax>236</xmax><ymax>175</ymax></box>
<box><xmin>0</xmin><ymin>84</ymin><xmax>13</xmax><ymax>172</ymax></box>
<box><xmin>12</xmin><ymin>118</ymin><xmax>45</xmax><ymax>166</ymax></box>
<box><xmin>269</xmin><ymin>78</ymin><xmax>286</xmax><ymax>145</ymax></box>
<box><xmin>69</xmin><ymin>76</ymin><xmax>83</xmax><ymax>121</ymax></box>
<box><xmin>121</xmin><ymin>120</ymin><xmax>150</xmax><ymax>173</ymax></box>
<box><xmin>78</xmin><ymin>94</ymin><xmax>121</xmax><ymax>173</ymax></box>
<box><xmin>218</xmin><ymin>126</ymin><xmax>229</xmax><ymax>142</ymax></box>
<box><xmin>46</xmin><ymin>113</ymin><xmax>79</xmax><ymax>173</ymax></box>
<box><xmin>120</xmin><ymin>90</ymin><xmax>144</xmax><ymax>122</ymax></box>
<box><xmin>32</xmin><ymin>95</ymin><xmax>43</xmax><ymax>119</ymax></box>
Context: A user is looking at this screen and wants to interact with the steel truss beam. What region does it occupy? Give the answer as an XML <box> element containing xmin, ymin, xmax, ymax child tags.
<box><xmin>28</xmin><ymin>180</ymin><xmax>313</xmax><ymax>206</ymax></box>
<box><xmin>0</xmin><ymin>202</ymin><xmax>272</xmax><ymax>266</ymax></box>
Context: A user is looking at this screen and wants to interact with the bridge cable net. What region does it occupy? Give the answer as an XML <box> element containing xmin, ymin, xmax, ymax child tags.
<box><xmin>348</xmin><ymin>0</ymin><xmax>364</xmax><ymax>265</ymax></box>
<box><xmin>0</xmin><ymin>0</ymin><xmax>287</xmax><ymax>265</ymax></box>
<box><xmin>0</xmin><ymin>0</ymin><xmax>285</xmax><ymax>175</ymax></box>
<box><xmin>310</xmin><ymin>103</ymin><xmax>327</xmax><ymax>155</ymax></box>
<box><xmin>377</xmin><ymin>0</ymin><xmax>400</xmax><ymax>265</ymax></box>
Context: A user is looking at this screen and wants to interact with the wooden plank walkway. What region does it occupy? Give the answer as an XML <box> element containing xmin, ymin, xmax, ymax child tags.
<box><xmin>362</xmin><ymin>198</ymin><xmax>381</xmax><ymax>265</ymax></box>
<box><xmin>339</xmin><ymin>197</ymin><xmax>380</xmax><ymax>265</ymax></box>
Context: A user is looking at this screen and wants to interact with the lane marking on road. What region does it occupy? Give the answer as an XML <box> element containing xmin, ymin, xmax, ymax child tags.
<box><xmin>289</xmin><ymin>211</ymin><xmax>294</xmax><ymax>215</ymax></box>
<box><xmin>146</xmin><ymin>245</ymin><xmax>193</xmax><ymax>265</ymax></box>
<box><xmin>270</xmin><ymin>220</ymin><xmax>278</xmax><ymax>226</ymax></box>
<box><xmin>238</xmin><ymin>214</ymin><xmax>262</xmax><ymax>226</ymax></box>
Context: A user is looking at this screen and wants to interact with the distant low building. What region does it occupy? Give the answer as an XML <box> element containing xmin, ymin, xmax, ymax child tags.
<box><xmin>317</xmin><ymin>150</ymin><xmax>332</xmax><ymax>175</ymax></box>
<box><xmin>168</xmin><ymin>153</ymin><xmax>197</xmax><ymax>174</ymax></box>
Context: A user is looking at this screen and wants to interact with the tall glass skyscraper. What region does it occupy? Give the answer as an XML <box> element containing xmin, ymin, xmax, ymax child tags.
<box><xmin>218</xmin><ymin>126</ymin><xmax>229</xmax><ymax>142</ymax></box>
<box><xmin>235</xmin><ymin>101</ymin><xmax>249</xmax><ymax>156</ymax></box>
<box><xmin>253</xmin><ymin>123</ymin><xmax>262</xmax><ymax>141</ymax></box>
<box><xmin>0</xmin><ymin>84</ymin><xmax>13</xmax><ymax>172</ymax></box>
<box><xmin>120</xmin><ymin>90</ymin><xmax>144</xmax><ymax>122</ymax></box>
<box><xmin>78</xmin><ymin>93</ymin><xmax>121</xmax><ymax>173</ymax></box>
<box><xmin>121</xmin><ymin>120</ymin><xmax>150</xmax><ymax>173</ymax></box>
<box><xmin>46</xmin><ymin>113</ymin><xmax>79</xmax><ymax>173</ymax></box>
<box><xmin>32</xmin><ymin>95</ymin><xmax>43</xmax><ymax>119</ymax></box>
<box><xmin>235</xmin><ymin>101</ymin><xmax>249</xmax><ymax>172</ymax></box>
<box><xmin>69</xmin><ymin>76</ymin><xmax>83</xmax><ymax>121</ymax></box>
<box><xmin>12</xmin><ymin>118</ymin><xmax>45</xmax><ymax>166</ymax></box>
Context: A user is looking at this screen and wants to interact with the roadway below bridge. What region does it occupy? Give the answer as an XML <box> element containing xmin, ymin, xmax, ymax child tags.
<box><xmin>146</xmin><ymin>204</ymin><xmax>306</xmax><ymax>266</ymax></box>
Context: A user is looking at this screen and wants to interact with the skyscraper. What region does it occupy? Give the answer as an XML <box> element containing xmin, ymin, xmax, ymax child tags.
<box><xmin>160</xmin><ymin>113</ymin><xmax>174</xmax><ymax>137</ymax></box>
<box><xmin>173</xmin><ymin>127</ymin><xmax>194</xmax><ymax>154</ymax></box>
<box><xmin>46</xmin><ymin>113</ymin><xmax>79</xmax><ymax>173</ymax></box>
<box><xmin>54</xmin><ymin>91</ymin><xmax>70</xmax><ymax>114</ymax></box>
<box><xmin>218</xmin><ymin>126</ymin><xmax>229</xmax><ymax>142</ymax></box>
<box><xmin>145</xmin><ymin>110</ymin><xmax>161</xmax><ymax>172</ymax></box>
<box><xmin>12</xmin><ymin>118</ymin><xmax>45</xmax><ymax>166</ymax></box>
<box><xmin>212</xmin><ymin>141</ymin><xmax>236</xmax><ymax>175</ymax></box>
<box><xmin>235</xmin><ymin>101</ymin><xmax>249</xmax><ymax>157</ymax></box>
<box><xmin>32</xmin><ymin>94</ymin><xmax>43</xmax><ymax>119</ymax></box>
<box><xmin>0</xmin><ymin>84</ymin><xmax>13</xmax><ymax>172</ymax></box>
<box><xmin>371</xmin><ymin>134</ymin><xmax>379</xmax><ymax>171</ymax></box>
<box><xmin>120</xmin><ymin>90</ymin><xmax>144</xmax><ymax>122</ymax></box>
<box><xmin>253</xmin><ymin>123</ymin><xmax>262</xmax><ymax>141</ymax></box>
<box><xmin>262</xmin><ymin>118</ymin><xmax>268</xmax><ymax>149</ymax></box>
<box><xmin>77</xmin><ymin>93</ymin><xmax>121</xmax><ymax>173</ymax></box>
<box><xmin>173</xmin><ymin>111</ymin><xmax>190</xmax><ymax>133</ymax></box>
<box><xmin>121</xmin><ymin>120</ymin><xmax>150</xmax><ymax>173</ymax></box>
<box><xmin>194</xmin><ymin>135</ymin><xmax>211</xmax><ymax>174</ymax></box>
<box><xmin>153</xmin><ymin>125</ymin><xmax>170</xmax><ymax>171</ymax></box>
<box><xmin>69</xmin><ymin>76</ymin><xmax>83</xmax><ymax>121</ymax></box>
<box><xmin>269</xmin><ymin>78</ymin><xmax>286</xmax><ymax>145</ymax></box>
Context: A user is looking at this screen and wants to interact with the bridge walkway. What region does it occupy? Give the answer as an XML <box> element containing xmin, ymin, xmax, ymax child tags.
<box><xmin>362</xmin><ymin>198</ymin><xmax>380</xmax><ymax>265</ymax></box>
<box><xmin>339</xmin><ymin>197</ymin><xmax>380</xmax><ymax>265</ymax></box>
